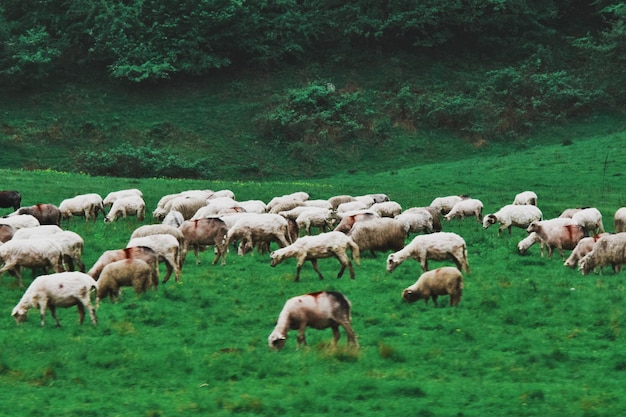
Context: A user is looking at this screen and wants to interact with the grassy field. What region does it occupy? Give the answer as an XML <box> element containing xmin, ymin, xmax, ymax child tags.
<box><xmin>1</xmin><ymin>129</ymin><xmax>625</xmax><ymax>416</ymax></box>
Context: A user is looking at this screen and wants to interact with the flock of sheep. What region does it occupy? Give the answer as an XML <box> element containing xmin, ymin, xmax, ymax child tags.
<box><xmin>1</xmin><ymin>187</ymin><xmax>626</xmax><ymax>350</ymax></box>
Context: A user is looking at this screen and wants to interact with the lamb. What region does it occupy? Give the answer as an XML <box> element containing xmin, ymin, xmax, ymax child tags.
<box><xmin>179</xmin><ymin>218</ymin><xmax>229</xmax><ymax>266</ymax></box>
<box><xmin>482</xmin><ymin>204</ymin><xmax>543</xmax><ymax>236</ymax></box>
<box><xmin>11</xmin><ymin>203</ymin><xmax>61</xmax><ymax>226</ymax></box>
<box><xmin>270</xmin><ymin>231</ymin><xmax>360</xmax><ymax>282</ymax></box>
<box><xmin>225</xmin><ymin>213</ymin><xmax>292</xmax><ymax>256</ymax></box>
<box><xmin>347</xmin><ymin>218</ymin><xmax>408</xmax><ymax>256</ymax></box>
<box><xmin>395</xmin><ymin>209</ymin><xmax>434</xmax><ymax>235</ymax></box>
<box><xmin>127</xmin><ymin>234</ymin><xmax>181</xmax><ymax>283</ymax></box>
<box><xmin>87</xmin><ymin>246</ymin><xmax>159</xmax><ymax>289</ymax></box>
<box><xmin>513</xmin><ymin>191</ymin><xmax>538</xmax><ymax>206</ymax></box>
<box><xmin>103</xmin><ymin>188</ymin><xmax>143</xmax><ymax>208</ymax></box>
<box><xmin>162</xmin><ymin>209</ymin><xmax>185</xmax><ymax>227</ymax></box>
<box><xmin>0</xmin><ymin>190</ymin><xmax>22</xmax><ymax>211</ymax></box>
<box><xmin>0</xmin><ymin>213</ymin><xmax>40</xmax><ymax>230</ymax></box>
<box><xmin>526</xmin><ymin>219</ymin><xmax>586</xmax><ymax>261</ymax></box>
<box><xmin>104</xmin><ymin>196</ymin><xmax>146</xmax><ymax>223</ymax></box>
<box><xmin>96</xmin><ymin>259</ymin><xmax>153</xmax><ymax>306</ymax></box>
<box><xmin>386</xmin><ymin>232</ymin><xmax>469</xmax><ymax>273</ymax></box>
<box><xmin>369</xmin><ymin>201</ymin><xmax>402</xmax><ymax>218</ymax></box>
<box><xmin>59</xmin><ymin>193</ymin><xmax>104</xmax><ymax>222</ymax></box>
<box><xmin>444</xmin><ymin>198</ymin><xmax>483</xmax><ymax>222</ymax></box>
<box><xmin>615</xmin><ymin>207</ymin><xmax>626</xmax><ymax>233</ymax></box>
<box><xmin>571</xmin><ymin>207</ymin><xmax>605</xmax><ymax>235</ymax></box>
<box><xmin>333</xmin><ymin>210</ymin><xmax>378</xmax><ymax>234</ymax></box>
<box><xmin>295</xmin><ymin>208</ymin><xmax>336</xmax><ymax>234</ymax></box>
<box><xmin>564</xmin><ymin>234</ymin><xmax>609</xmax><ymax>268</ymax></box>
<box><xmin>0</xmin><ymin>238</ymin><xmax>65</xmax><ymax>287</ymax></box>
<box><xmin>402</xmin><ymin>267</ymin><xmax>464</xmax><ymax>308</ymax></box>
<box><xmin>579</xmin><ymin>233</ymin><xmax>626</xmax><ymax>275</ymax></box>
<box><xmin>11</xmin><ymin>271</ymin><xmax>98</xmax><ymax>326</ymax></box>
<box><xmin>429</xmin><ymin>195</ymin><xmax>465</xmax><ymax>214</ymax></box>
<box><xmin>268</xmin><ymin>291</ymin><xmax>358</xmax><ymax>350</ymax></box>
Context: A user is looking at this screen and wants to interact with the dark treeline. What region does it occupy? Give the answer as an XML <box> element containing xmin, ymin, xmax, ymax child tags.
<box><xmin>0</xmin><ymin>0</ymin><xmax>624</xmax><ymax>86</ymax></box>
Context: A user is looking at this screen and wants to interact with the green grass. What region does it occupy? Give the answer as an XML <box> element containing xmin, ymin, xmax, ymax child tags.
<box><xmin>1</xmin><ymin>129</ymin><xmax>626</xmax><ymax>416</ymax></box>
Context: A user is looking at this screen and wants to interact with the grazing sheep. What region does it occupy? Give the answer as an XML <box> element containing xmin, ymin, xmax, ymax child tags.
<box><xmin>571</xmin><ymin>207</ymin><xmax>605</xmax><ymax>235</ymax></box>
<box><xmin>395</xmin><ymin>209</ymin><xmax>434</xmax><ymax>235</ymax></box>
<box><xmin>365</xmin><ymin>193</ymin><xmax>390</xmax><ymax>204</ymax></box>
<box><xmin>103</xmin><ymin>188</ymin><xmax>143</xmax><ymax>208</ymax></box>
<box><xmin>0</xmin><ymin>190</ymin><xmax>22</xmax><ymax>211</ymax></box>
<box><xmin>279</xmin><ymin>205</ymin><xmax>318</xmax><ymax>221</ymax></box>
<box><xmin>225</xmin><ymin>213</ymin><xmax>292</xmax><ymax>256</ymax></box>
<box><xmin>334</xmin><ymin>210</ymin><xmax>378</xmax><ymax>234</ymax></box>
<box><xmin>164</xmin><ymin>196</ymin><xmax>208</xmax><ymax>220</ymax></box>
<box><xmin>615</xmin><ymin>207</ymin><xmax>626</xmax><ymax>233</ymax></box>
<box><xmin>579</xmin><ymin>233</ymin><xmax>626</xmax><ymax>275</ymax></box>
<box><xmin>40</xmin><ymin>231</ymin><xmax>85</xmax><ymax>272</ymax></box>
<box><xmin>429</xmin><ymin>195</ymin><xmax>465</xmax><ymax>215</ymax></box>
<box><xmin>336</xmin><ymin>200</ymin><xmax>370</xmax><ymax>214</ymax></box>
<box><xmin>162</xmin><ymin>209</ymin><xmax>185</xmax><ymax>227</ymax></box>
<box><xmin>11</xmin><ymin>204</ymin><xmax>61</xmax><ymax>226</ymax></box>
<box><xmin>402</xmin><ymin>267</ymin><xmax>463</xmax><ymax>308</ymax></box>
<box><xmin>328</xmin><ymin>195</ymin><xmax>356</xmax><ymax>210</ymax></box>
<box><xmin>295</xmin><ymin>208</ymin><xmax>336</xmax><ymax>234</ymax></box>
<box><xmin>513</xmin><ymin>191</ymin><xmax>538</xmax><ymax>206</ymax></box>
<box><xmin>347</xmin><ymin>218</ymin><xmax>408</xmax><ymax>256</ymax></box>
<box><xmin>270</xmin><ymin>231</ymin><xmax>360</xmax><ymax>282</ymax></box>
<box><xmin>104</xmin><ymin>196</ymin><xmax>146</xmax><ymax>223</ymax></box>
<box><xmin>96</xmin><ymin>259</ymin><xmax>153</xmax><ymax>306</ymax></box>
<box><xmin>11</xmin><ymin>271</ymin><xmax>98</xmax><ymax>326</ymax></box>
<box><xmin>0</xmin><ymin>239</ymin><xmax>65</xmax><ymax>287</ymax></box>
<box><xmin>152</xmin><ymin>192</ymin><xmax>183</xmax><ymax>220</ymax></box>
<box><xmin>303</xmin><ymin>199</ymin><xmax>333</xmax><ymax>210</ymax></box>
<box><xmin>444</xmin><ymin>198</ymin><xmax>483</xmax><ymax>222</ymax></box>
<box><xmin>12</xmin><ymin>224</ymin><xmax>63</xmax><ymax>239</ymax></box>
<box><xmin>386</xmin><ymin>232</ymin><xmax>469</xmax><ymax>273</ymax></box>
<box><xmin>564</xmin><ymin>234</ymin><xmax>609</xmax><ymax>268</ymax></box>
<box><xmin>268</xmin><ymin>291</ymin><xmax>358</xmax><ymax>350</ymax></box>
<box><xmin>482</xmin><ymin>204</ymin><xmax>543</xmax><ymax>236</ymax></box>
<box><xmin>0</xmin><ymin>224</ymin><xmax>14</xmax><ymax>243</ymax></box>
<box><xmin>210</xmin><ymin>189</ymin><xmax>236</xmax><ymax>200</ymax></box>
<box><xmin>369</xmin><ymin>201</ymin><xmax>402</xmax><ymax>218</ymax></box>
<box><xmin>0</xmin><ymin>214</ymin><xmax>40</xmax><ymax>230</ymax></box>
<box><xmin>179</xmin><ymin>218</ymin><xmax>228</xmax><ymax>266</ymax></box>
<box><xmin>407</xmin><ymin>206</ymin><xmax>442</xmax><ymax>232</ymax></box>
<box><xmin>517</xmin><ymin>232</ymin><xmax>546</xmax><ymax>256</ymax></box>
<box><xmin>87</xmin><ymin>246</ymin><xmax>159</xmax><ymax>289</ymax></box>
<box><xmin>267</xmin><ymin>192</ymin><xmax>309</xmax><ymax>213</ymax></box>
<box><xmin>238</xmin><ymin>199</ymin><xmax>268</xmax><ymax>214</ymax></box>
<box><xmin>130</xmin><ymin>224</ymin><xmax>186</xmax><ymax>268</ymax></box>
<box><xmin>127</xmin><ymin>234</ymin><xmax>181</xmax><ymax>283</ymax></box>
<box><xmin>526</xmin><ymin>219</ymin><xmax>586</xmax><ymax>261</ymax></box>
<box><xmin>190</xmin><ymin>197</ymin><xmax>243</xmax><ymax>219</ymax></box>
<box><xmin>59</xmin><ymin>193</ymin><xmax>104</xmax><ymax>222</ymax></box>
<box><xmin>559</xmin><ymin>207</ymin><xmax>586</xmax><ymax>219</ymax></box>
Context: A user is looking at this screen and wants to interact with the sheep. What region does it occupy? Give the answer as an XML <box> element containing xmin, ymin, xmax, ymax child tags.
<box><xmin>59</xmin><ymin>193</ymin><xmax>104</xmax><ymax>222</ymax></box>
<box><xmin>295</xmin><ymin>208</ymin><xmax>336</xmax><ymax>234</ymax></box>
<box><xmin>303</xmin><ymin>199</ymin><xmax>333</xmax><ymax>210</ymax></box>
<box><xmin>328</xmin><ymin>195</ymin><xmax>356</xmax><ymax>210</ymax></box>
<box><xmin>336</xmin><ymin>200</ymin><xmax>370</xmax><ymax>214</ymax></box>
<box><xmin>270</xmin><ymin>231</ymin><xmax>360</xmax><ymax>282</ymax></box>
<box><xmin>402</xmin><ymin>267</ymin><xmax>464</xmax><ymax>308</ymax></box>
<box><xmin>406</xmin><ymin>206</ymin><xmax>442</xmax><ymax>232</ymax></box>
<box><xmin>152</xmin><ymin>192</ymin><xmax>183</xmax><ymax>220</ymax></box>
<box><xmin>365</xmin><ymin>193</ymin><xmax>390</xmax><ymax>204</ymax></box>
<box><xmin>517</xmin><ymin>232</ymin><xmax>546</xmax><ymax>256</ymax></box>
<box><xmin>238</xmin><ymin>199</ymin><xmax>268</xmax><ymax>214</ymax></box>
<box><xmin>268</xmin><ymin>291</ymin><xmax>358</xmax><ymax>350</ymax></box>
<box><xmin>526</xmin><ymin>219</ymin><xmax>586</xmax><ymax>261</ymax></box>
<box><xmin>278</xmin><ymin>205</ymin><xmax>318</xmax><ymax>221</ymax></box>
<box><xmin>0</xmin><ymin>214</ymin><xmax>40</xmax><ymax>230</ymax></box>
<box><xmin>225</xmin><ymin>213</ymin><xmax>292</xmax><ymax>256</ymax></box>
<box><xmin>268</xmin><ymin>199</ymin><xmax>305</xmax><ymax>215</ymax></box>
<box><xmin>11</xmin><ymin>271</ymin><xmax>98</xmax><ymax>326</ymax></box>
<box><xmin>87</xmin><ymin>246</ymin><xmax>159</xmax><ymax>290</ymax></box>
<box><xmin>564</xmin><ymin>234</ymin><xmax>609</xmax><ymax>268</ymax></box>
<box><xmin>579</xmin><ymin>233</ymin><xmax>626</xmax><ymax>275</ymax></box>
<box><xmin>209</xmin><ymin>189</ymin><xmax>236</xmax><ymax>200</ymax></box>
<box><xmin>369</xmin><ymin>201</ymin><xmax>402</xmax><ymax>218</ymax></box>
<box><xmin>444</xmin><ymin>198</ymin><xmax>483</xmax><ymax>222</ymax></box>
<box><xmin>615</xmin><ymin>207</ymin><xmax>626</xmax><ymax>233</ymax></box>
<box><xmin>347</xmin><ymin>218</ymin><xmax>408</xmax><ymax>256</ymax></box>
<box><xmin>103</xmin><ymin>188</ymin><xmax>143</xmax><ymax>208</ymax></box>
<box><xmin>162</xmin><ymin>209</ymin><xmax>185</xmax><ymax>227</ymax></box>
<box><xmin>96</xmin><ymin>259</ymin><xmax>153</xmax><ymax>306</ymax></box>
<box><xmin>395</xmin><ymin>209</ymin><xmax>434</xmax><ymax>235</ymax></box>
<box><xmin>333</xmin><ymin>210</ymin><xmax>378</xmax><ymax>234</ymax></box>
<box><xmin>0</xmin><ymin>190</ymin><xmax>22</xmax><ymax>211</ymax></box>
<box><xmin>12</xmin><ymin>224</ymin><xmax>63</xmax><ymax>239</ymax></box>
<box><xmin>266</xmin><ymin>192</ymin><xmax>309</xmax><ymax>213</ymax></box>
<box><xmin>571</xmin><ymin>207</ymin><xmax>605</xmax><ymax>235</ymax></box>
<box><xmin>0</xmin><ymin>238</ymin><xmax>65</xmax><ymax>287</ymax></box>
<box><xmin>164</xmin><ymin>196</ymin><xmax>208</xmax><ymax>220</ymax></box>
<box><xmin>386</xmin><ymin>232</ymin><xmax>469</xmax><ymax>273</ymax></box>
<box><xmin>559</xmin><ymin>207</ymin><xmax>585</xmax><ymax>218</ymax></box>
<box><xmin>38</xmin><ymin>231</ymin><xmax>85</xmax><ymax>272</ymax></box>
<box><xmin>130</xmin><ymin>224</ymin><xmax>186</xmax><ymax>268</ymax></box>
<box><xmin>127</xmin><ymin>234</ymin><xmax>181</xmax><ymax>283</ymax></box>
<box><xmin>11</xmin><ymin>203</ymin><xmax>61</xmax><ymax>226</ymax></box>
<box><xmin>179</xmin><ymin>218</ymin><xmax>228</xmax><ymax>266</ymax></box>
<box><xmin>190</xmin><ymin>197</ymin><xmax>243</xmax><ymax>220</ymax></box>
<box><xmin>0</xmin><ymin>224</ymin><xmax>14</xmax><ymax>243</ymax></box>
<box><xmin>513</xmin><ymin>191</ymin><xmax>538</xmax><ymax>206</ymax></box>
<box><xmin>482</xmin><ymin>204</ymin><xmax>543</xmax><ymax>236</ymax></box>
<box><xmin>429</xmin><ymin>195</ymin><xmax>466</xmax><ymax>214</ymax></box>
<box><xmin>104</xmin><ymin>196</ymin><xmax>146</xmax><ymax>223</ymax></box>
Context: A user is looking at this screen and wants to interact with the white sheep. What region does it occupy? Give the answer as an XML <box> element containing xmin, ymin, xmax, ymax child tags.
<box><xmin>295</xmin><ymin>208</ymin><xmax>336</xmax><ymax>234</ymax></box>
<box><xmin>579</xmin><ymin>233</ymin><xmax>626</xmax><ymax>275</ymax></box>
<box><xmin>12</xmin><ymin>224</ymin><xmax>63</xmax><ymax>239</ymax></box>
<box><xmin>96</xmin><ymin>259</ymin><xmax>153</xmax><ymax>306</ymax></box>
<box><xmin>347</xmin><ymin>217</ymin><xmax>408</xmax><ymax>256</ymax></box>
<box><xmin>402</xmin><ymin>267</ymin><xmax>464</xmax><ymax>308</ymax></box>
<box><xmin>369</xmin><ymin>201</ymin><xmax>402</xmax><ymax>218</ymax></box>
<box><xmin>482</xmin><ymin>204</ymin><xmax>543</xmax><ymax>235</ymax></box>
<box><xmin>225</xmin><ymin>213</ymin><xmax>292</xmax><ymax>256</ymax></box>
<box><xmin>336</xmin><ymin>200</ymin><xmax>370</xmax><ymax>214</ymax></box>
<box><xmin>513</xmin><ymin>191</ymin><xmax>538</xmax><ymax>206</ymax></box>
<box><xmin>517</xmin><ymin>232</ymin><xmax>546</xmax><ymax>256</ymax></box>
<box><xmin>0</xmin><ymin>238</ymin><xmax>65</xmax><ymax>287</ymax></box>
<box><xmin>162</xmin><ymin>209</ymin><xmax>185</xmax><ymax>227</ymax></box>
<box><xmin>270</xmin><ymin>231</ymin><xmax>360</xmax><ymax>282</ymax></box>
<box><xmin>559</xmin><ymin>207</ymin><xmax>585</xmax><ymax>218</ymax></box>
<box><xmin>190</xmin><ymin>197</ymin><xmax>243</xmax><ymax>219</ymax></box>
<box><xmin>130</xmin><ymin>224</ymin><xmax>186</xmax><ymax>268</ymax></box>
<box><xmin>564</xmin><ymin>234</ymin><xmax>609</xmax><ymax>268</ymax></box>
<box><xmin>615</xmin><ymin>207</ymin><xmax>626</xmax><ymax>233</ymax></box>
<box><xmin>41</xmin><ymin>230</ymin><xmax>86</xmax><ymax>272</ymax></box>
<box><xmin>59</xmin><ymin>193</ymin><xmax>104</xmax><ymax>222</ymax></box>
<box><xmin>429</xmin><ymin>195</ymin><xmax>465</xmax><ymax>214</ymax></box>
<box><xmin>266</xmin><ymin>192</ymin><xmax>309</xmax><ymax>213</ymax></box>
<box><xmin>152</xmin><ymin>192</ymin><xmax>183</xmax><ymax>220</ymax></box>
<box><xmin>333</xmin><ymin>210</ymin><xmax>378</xmax><ymax>233</ymax></box>
<box><xmin>104</xmin><ymin>196</ymin><xmax>146</xmax><ymax>223</ymax></box>
<box><xmin>164</xmin><ymin>196</ymin><xmax>208</xmax><ymax>220</ymax></box>
<box><xmin>11</xmin><ymin>271</ymin><xmax>98</xmax><ymax>326</ymax></box>
<box><xmin>405</xmin><ymin>206</ymin><xmax>442</xmax><ymax>232</ymax></box>
<box><xmin>238</xmin><ymin>199</ymin><xmax>268</xmax><ymax>214</ymax></box>
<box><xmin>444</xmin><ymin>198</ymin><xmax>484</xmax><ymax>222</ymax></box>
<box><xmin>268</xmin><ymin>291</ymin><xmax>358</xmax><ymax>350</ymax></box>
<box><xmin>303</xmin><ymin>199</ymin><xmax>333</xmax><ymax>210</ymax></box>
<box><xmin>127</xmin><ymin>234</ymin><xmax>181</xmax><ymax>283</ymax></box>
<box><xmin>103</xmin><ymin>188</ymin><xmax>143</xmax><ymax>208</ymax></box>
<box><xmin>526</xmin><ymin>218</ymin><xmax>585</xmax><ymax>260</ymax></box>
<box><xmin>278</xmin><ymin>205</ymin><xmax>318</xmax><ymax>221</ymax></box>
<box><xmin>571</xmin><ymin>207</ymin><xmax>605</xmax><ymax>235</ymax></box>
<box><xmin>395</xmin><ymin>209</ymin><xmax>434</xmax><ymax>235</ymax></box>
<box><xmin>209</xmin><ymin>189</ymin><xmax>236</xmax><ymax>200</ymax></box>
<box><xmin>328</xmin><ymin>195</ymin><xmax>356</xmax><ymax>210</ymax></box>
<box><xmin>0</xmin><ymin>214</ymin><xmax>40</xmax><ymax>230</ymax></box>
<box><xmin>87</xmin><ymin>246</ymin><xmax>159</xmax><ymax>290</ymax></box>
<box><xmin>365</xmin><ymin>193</ymin><xmax>390</xmax><ymax>204</ymax></box>
<box><xmin>386</xmin><ymin>232</ymin><xmax>469</xmax><ymax>273</ymax></box>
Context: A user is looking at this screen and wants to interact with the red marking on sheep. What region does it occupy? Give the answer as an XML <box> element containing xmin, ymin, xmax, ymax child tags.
<box><xmin>308</xmin><ymin>291</ymin><xmax>324</xmax><ymax>299</ymax></box>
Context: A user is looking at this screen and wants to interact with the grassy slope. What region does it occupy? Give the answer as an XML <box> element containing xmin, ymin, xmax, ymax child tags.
<box><xmin>0</xmin><ymin>129</ymin><xmax>625</xmax><ymax>416</ymax></box>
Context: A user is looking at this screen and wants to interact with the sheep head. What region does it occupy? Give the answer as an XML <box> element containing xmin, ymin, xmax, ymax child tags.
<box><xmin>268</xmin><ymin>330</ymin><xmax>287</xmax><ymax>350</ymax></box>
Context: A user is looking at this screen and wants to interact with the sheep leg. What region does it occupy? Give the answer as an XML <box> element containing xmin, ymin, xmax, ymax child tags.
<box><xmin>331</xmin><ymin>325</ymin><xmax>341</xmax><ymax>346</ymax></box>
<box><xmin>297</xmin><ymin>324</ymin><xmax>307</xmax><ymax>348</ymax></box>
<box><xmin>309</xmin><ymin>259</ymin><xmax>325</xmax><ymax>280</ymax></box>
<box><xmin>431</xmin><ymin>295</ymin><xmax>439</xmax><ymax>308</ymax></box>
<box><xmin>336</xmin><ymin>253</ymin><xmax>354</xmax><ymax>279</ymax></box>
<box><xmin>161</xmin><ymin>260</ymin><xmax>174</xmax><ymax>283</ymax></box>
<box><xmin>48</xmin><ymin>305</ymin><xmax>62</xmax><ymax>327</ymax></box>
<box><xmin>87</xmin><ymin>304</ymin><xmax>98</xmax><ymax>325</ymax></box>
<box><xmin>339</xmin><ymin>321</ymin><xmax>359</xmax><ymax>348</ymax></box>
<box><xmin>76</xmin><ymin>303</ymin><xmax>86</xmax><ymax>325</ymax></box>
